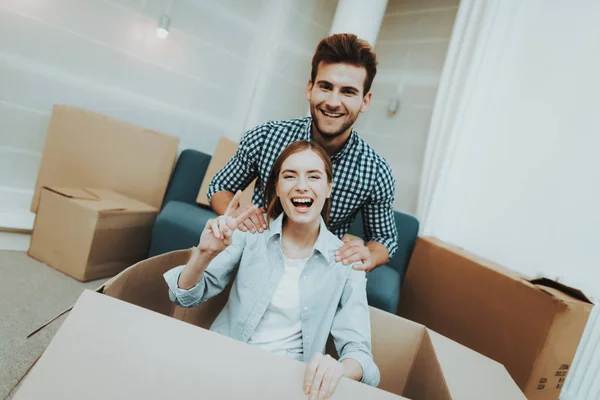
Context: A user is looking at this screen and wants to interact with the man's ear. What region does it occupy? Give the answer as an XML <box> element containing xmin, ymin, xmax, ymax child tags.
<box><xmin>360</xmin><ymin>91</ymin><xmax>372</xmax><ymax>113</ymax></box>
<box><xmin>305</xmin><ymin>79</ymin><xmax>313</xmax><ymax>102</ymax></box>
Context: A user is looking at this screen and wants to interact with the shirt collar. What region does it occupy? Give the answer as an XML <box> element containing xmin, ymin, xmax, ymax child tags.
<box><xmin>267</xmin><ymin>213</ymin><xmax>335</xmax><ymax>259</ymax></box>
<box><xmin>305</xmin><ymin>118</ymin><xmax>358</xmax><ymax>162</ymax></box>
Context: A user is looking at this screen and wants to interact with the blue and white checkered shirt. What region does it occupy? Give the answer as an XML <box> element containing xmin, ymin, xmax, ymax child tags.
<box><xmin>208</xmin><ymin>117</ymin><xmax>398</xmax><ymax>258</ymax></box>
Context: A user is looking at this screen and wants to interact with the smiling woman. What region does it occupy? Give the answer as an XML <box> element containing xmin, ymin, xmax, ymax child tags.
<box><xmin>163</xmin><ymin>140</ymin><xmax>379</xmax><ymax>400</ymax></box>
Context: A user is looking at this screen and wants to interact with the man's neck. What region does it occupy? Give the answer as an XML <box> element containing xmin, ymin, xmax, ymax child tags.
<box><xmin>311</xmin><ymin>123</ymin><xmax>352</xmax><ymax>157</ymax></box>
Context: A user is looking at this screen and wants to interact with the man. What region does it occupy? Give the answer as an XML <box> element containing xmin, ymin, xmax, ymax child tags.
<box><xmin>208</xmin><ymin>33</ymin><xmax>397</xmax><ymax>272</ymax></box>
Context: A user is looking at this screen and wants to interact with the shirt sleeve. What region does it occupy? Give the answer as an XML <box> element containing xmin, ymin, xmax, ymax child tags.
<box><xmin>362</xmin><ymin>160</ymin><xmax>398</xmax><ymax>259</ymax></box>
<box><xmin>207</xmin><ymin>122</ymin><xmax>269</xmax><ymax>204</ymax></box>
<box><xmin>163</xmin><ymin>230</ymin><xmax>247</xmax><ymax>308</ymax></box>
<box><xmin>331</xmin><ymin>269</ymin><xmax>381</xmax><ymax>387</ymax></box>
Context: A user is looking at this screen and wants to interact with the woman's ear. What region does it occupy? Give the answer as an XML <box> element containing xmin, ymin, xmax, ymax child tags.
<box><xmin>327</xmin><ymin>182</ymin><xmax>332</xmax><ymax>198</ymax></box>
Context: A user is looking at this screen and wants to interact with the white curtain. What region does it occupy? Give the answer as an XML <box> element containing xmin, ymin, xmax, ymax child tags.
<box><xmin>416</xmin><ymin>0</ymin><xmax>513</xmax><ymax>233</ymax></box>
<box><xmin>416</xmin><ymin>1</ymin><xmax>600</xmax><ymax>399</ymax></box>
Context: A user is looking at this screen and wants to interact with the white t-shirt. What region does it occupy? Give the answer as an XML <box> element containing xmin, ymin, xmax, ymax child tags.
<box><xmin>248</xmin><ymin>254</ymin><xmax>308</xmax><ymax>361</ymax></box>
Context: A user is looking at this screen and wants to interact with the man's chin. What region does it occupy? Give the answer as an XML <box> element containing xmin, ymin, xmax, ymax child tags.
<box><xmin>314</xmin><ymin>121</ymin><xmax>347</xmax><ymax>139</ymax></box>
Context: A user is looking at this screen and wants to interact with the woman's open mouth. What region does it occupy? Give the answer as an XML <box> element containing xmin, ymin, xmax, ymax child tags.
<box><xmin>291</xmin><ymin>197</ymin><xmax>314</xmax><ymax>213</ymax></box>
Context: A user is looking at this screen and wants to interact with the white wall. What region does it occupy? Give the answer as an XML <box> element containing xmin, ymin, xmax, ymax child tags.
<box><xmin>354</xmin><ymin>0</ymin><xmax>459</xmax><ymax>214</ymax></box>
<box><xmin>423</xmin><ymin>0</ymin><xmax>600</xmax><ymax>298</ymax></box>
<box><xmin>0</xmin><ymin>0</ymin><xmax>337</xmax><ymax>232</ymax></box>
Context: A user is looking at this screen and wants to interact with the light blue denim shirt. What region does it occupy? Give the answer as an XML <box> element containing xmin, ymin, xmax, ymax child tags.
<box><xmin>163</xmin><ymin>213</ymin><xmax>380</xmax><ymax>387</ymax></box>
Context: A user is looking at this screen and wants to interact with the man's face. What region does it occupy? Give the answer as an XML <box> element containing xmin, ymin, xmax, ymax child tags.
<box><xmin>306</xmin><ymin>62</ymin><xmax>372</xmax><ymax>140</ymax></box>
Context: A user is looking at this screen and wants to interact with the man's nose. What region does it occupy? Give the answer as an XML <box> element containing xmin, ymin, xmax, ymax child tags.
<box><xmin>325</xmin><ymin>90</ymin><xmax>342</xmax><ymax>108</ymax></box>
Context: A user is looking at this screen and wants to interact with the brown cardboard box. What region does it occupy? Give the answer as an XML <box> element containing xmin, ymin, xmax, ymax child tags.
<box><xmin>15</xmin><ymin>250</ymin><xmax>526</xmax><ymax>399</ymax></box>
<box><xmin>197</xmin><ymin>136</ymin><xmax>256</xmax><ymax>207</ymax></box>
<box><xmin>28</xmin><ymin>187</ymin><xmax>157</xmax><ymax>281</ymax></box>
<box><xmin>398</xmin><ymin>237</ymin><xmax>594</xmax><ymax>400</ymax></box>
<box><xmin>31</xmin><ymin>105</ymin><xmax>179</xmax><ymax>212</ymax></box>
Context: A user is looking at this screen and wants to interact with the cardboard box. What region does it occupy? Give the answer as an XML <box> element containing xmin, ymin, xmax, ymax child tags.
<box><xmin>197</xmin><ymin>136</ymin><xmax>256</xmax><ymax>207</ymax></box>
<box><xmin>398</xmin><ymin>237</ymin><xmax>594</xmax><ymax>400</ymax></box>
<box><xmin>15</xmin><ymin>250</ymin><xmax>526</xmax><ymax>399</ymax></box>
<box><xmin>31</xmin><ymin>105</ymin><xmax>179</xmax><ymax>212</ymax></box>
<box><xmin>28</xmin><ymin>187</ymin><xmax>157</xmax><ymax>281</ymax></box>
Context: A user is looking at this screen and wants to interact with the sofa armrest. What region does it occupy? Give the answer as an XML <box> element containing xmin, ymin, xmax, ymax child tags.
<box><xmin>161</xmin><ymin>149</ymin><xmax>212</xmax><ymax>207</ymax></box>
<box><xmin>148</xmin><ymin>201</ymin><xmax>216</xmax><ymax>258</ymax></box>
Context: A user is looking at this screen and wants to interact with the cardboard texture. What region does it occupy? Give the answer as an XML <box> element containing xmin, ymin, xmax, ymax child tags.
<box><xmin>197</xmin><ymin>136</ymin><xmax>256</xmax><ymax>207</ymax></box>
<box><xmin>28</xmin><ymin>187</ymin><xmax>157</xmax><ymax>281</ymax></box>
<box><xmin>15</xmin><ymin>250</ymin><xmax>525</xmax><ymax>400</ymax></box>
<box><xmin>31</xmin><ymin>105</ymin><xmax>179</xmax><ymax>212</ymax></box>
<box><xmin>398</xmin><ymin>237</ymin><xmax>594</xmax><ymax>400</ymax></box>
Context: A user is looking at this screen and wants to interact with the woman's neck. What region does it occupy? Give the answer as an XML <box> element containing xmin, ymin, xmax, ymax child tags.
<box><xmin>281</xmin><ymin>217</ymin><xmax>320</xmax><ymax>259</ymax></box>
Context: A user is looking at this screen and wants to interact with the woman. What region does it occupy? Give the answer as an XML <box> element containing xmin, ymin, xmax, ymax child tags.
<box><xmin>163</xmin><ymin>140</ymin><xmax>379</xmax><ymax>400</ymax></box>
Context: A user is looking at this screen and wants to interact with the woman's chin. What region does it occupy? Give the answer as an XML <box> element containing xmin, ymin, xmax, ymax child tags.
<box><xmin>285</xmin><ymin>208</ymin><xmax>320</xmax><ymax>225</ymax></box>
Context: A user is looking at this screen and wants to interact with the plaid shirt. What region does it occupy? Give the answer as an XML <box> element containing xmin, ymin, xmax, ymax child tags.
<box><xmin>208</xmin><ymin>117</ymin><xmax>398</xmax><ymax>258</ymax></box>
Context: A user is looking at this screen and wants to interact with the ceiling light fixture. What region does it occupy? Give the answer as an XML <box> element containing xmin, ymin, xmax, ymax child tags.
<box><xmin>156</xmin><ymin>15</ymin><xmax>170</xmax><ymax>39</ymax></box>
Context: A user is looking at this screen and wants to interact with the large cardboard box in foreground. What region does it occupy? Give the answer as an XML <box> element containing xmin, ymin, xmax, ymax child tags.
<box><xmin>31</xmin><ymin>105</ymin><xmax>179</xmax><ymax>212</ymax></box>
<box><xmin>15</xmin><ymin>250</ymin><xmax>525</xmax><ymax>400</ymax></box>
<box><xmin>28</xmin><ymin>187</ymin><xmax>157</xmax><ymax>281</ymax></box>
<box><xmin>398</xmin><ymin>237</ymin><xmax>594</xmax><ymax>400</ymax></box>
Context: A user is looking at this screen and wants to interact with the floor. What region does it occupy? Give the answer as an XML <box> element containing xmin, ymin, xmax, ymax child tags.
<box><xmin>0</xmin><ymin>250</ymin><xmax>108</xmax><ymax>399</ymax></box>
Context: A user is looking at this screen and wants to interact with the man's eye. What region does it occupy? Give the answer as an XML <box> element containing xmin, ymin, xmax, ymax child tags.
<box><xmin>320</xmin><ymin>85</ymin><xmax>331</xmax><ymax>91</ymax></box>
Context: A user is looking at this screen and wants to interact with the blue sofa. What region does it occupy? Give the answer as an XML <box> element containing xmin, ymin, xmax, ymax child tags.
<box><xmin>148</xmin><ymin>149</ymin><xmax>419</xmax><ymax>313</ymax></box>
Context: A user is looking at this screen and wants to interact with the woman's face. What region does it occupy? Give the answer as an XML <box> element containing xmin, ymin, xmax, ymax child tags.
<box><xmin>276</xmin><ymin>149</ymin><xmax>332</xmax><ymax>226</ymax></box>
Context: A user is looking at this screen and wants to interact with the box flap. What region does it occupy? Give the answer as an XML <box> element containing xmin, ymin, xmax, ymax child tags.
<box><xmin>369</xmin><ymin>307</ymin><xmax>427</xmax><ymax>396</ymax></box>
<box><xmin>403</xmin><ymin>331</ymin><xmax>451</xmax><ymax>400</ymax></box>
<box><xmin>43</xmin><ymin>186</ymin><xmax>100</xmax><ymax>200</ymax></box>
<box><xmin>428</xmin><ymin>330</ymin><xmax>526</xmax><ymax>399</ymax></box>
<box><xmin>87</xmin><ymin>188</ymin><xmax>157</xmax><ymax>213</ymax></box>
<box><xmin>102</xmin><ymin>249</ymin><xmax>191</xmax><ymax>316</ymax></box>
<box><xmin>14</xmin><ymin>290</ymin><xmax>402</xmax><ymax>400</ymax></box>
<box><xmin>42</xmin><ymin>186</ymin><xmax>126</xmax><ymax>211</ymax></box>
<box><xmin>529</xmin><ymin>278</ymin><xmax>593</xmax><ymax>304</ymax></box>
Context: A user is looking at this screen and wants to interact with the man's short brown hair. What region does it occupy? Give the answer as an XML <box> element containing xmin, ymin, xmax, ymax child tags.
<box><xmin>311</xmin><ymin>33</ymin><xmax>378</xmax><ymax>95</ymax></box>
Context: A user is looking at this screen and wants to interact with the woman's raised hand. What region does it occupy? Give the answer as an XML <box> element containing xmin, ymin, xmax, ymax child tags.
<box><xmin>198</xmin><ymin>191</ymin><xmax>257</xmax><ymax>255</ymax></box>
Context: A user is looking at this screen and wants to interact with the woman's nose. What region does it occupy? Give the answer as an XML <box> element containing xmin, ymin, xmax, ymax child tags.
<box><xmin>295</xmin><ymin>177</ymin><xmax>309</xmax><ymax>191</ymax></box>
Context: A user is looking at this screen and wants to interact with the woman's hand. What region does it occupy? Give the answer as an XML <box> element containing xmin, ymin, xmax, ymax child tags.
<box><xmin>198</xmin><ymin>191</ymin><xmax>257</xmax><ymax>256</ymax></box>
<box><xmin>303</xmin><ymin>353</ymin><xmax>344</xmax><ymax>400</ymax></box>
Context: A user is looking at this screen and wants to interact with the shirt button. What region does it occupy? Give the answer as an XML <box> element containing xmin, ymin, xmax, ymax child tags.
<box><xmin>303</xmin><ymin>275</ymin><xmax>307</xmax><ymax>280</ymax></box>
<box><xmin>303</xmin><ymin>306</ymin><xmax>309</xmax><ymax>311</ymax></box>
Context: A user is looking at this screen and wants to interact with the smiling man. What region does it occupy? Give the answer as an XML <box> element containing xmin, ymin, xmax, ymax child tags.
<box><xmin>208</xmin><ymin>33</ymin><xmax>398</xmax><ymax>272</ymax></box>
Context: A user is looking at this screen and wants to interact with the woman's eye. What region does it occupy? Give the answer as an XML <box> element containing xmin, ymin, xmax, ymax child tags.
<box><xmin>309</xmin><ymin>175</ymin><xmax>320</xmax><ymax>180</ymax></box>
<box><xmin>283</xmin><ymin>175</ymin><xmax>294</xmax><ymax>179</ymax></box>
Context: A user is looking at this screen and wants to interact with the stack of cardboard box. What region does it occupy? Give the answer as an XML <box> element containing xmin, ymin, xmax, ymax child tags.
<box><xmin>27</xmin><ymin>105</ymin><xmax>179</xmax><ymax>281</ymax></box>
